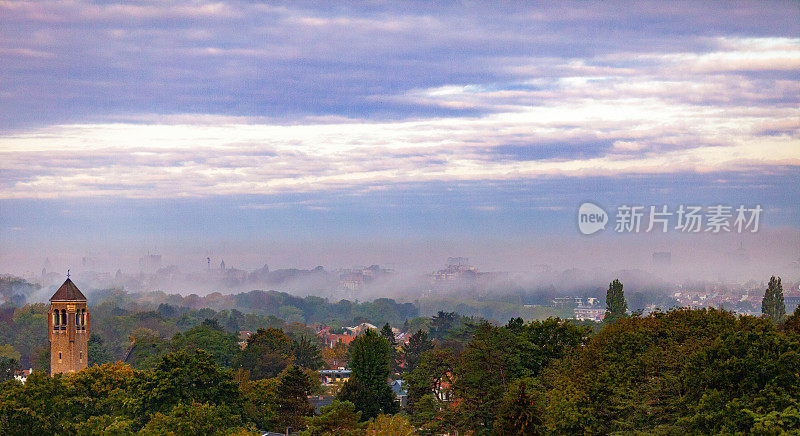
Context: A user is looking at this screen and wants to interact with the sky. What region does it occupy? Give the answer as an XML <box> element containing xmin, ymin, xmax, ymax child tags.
<box><xmin>1</xmin><ymin>1</ymin><xmax>799</xmax><ymax>282</ymax></box>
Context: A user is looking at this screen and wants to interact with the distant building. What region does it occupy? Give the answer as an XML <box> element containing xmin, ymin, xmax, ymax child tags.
<box><xmin>138</xmin><ymin>254</ymin><xmax>162</xmax><ymax>274</ymax></box>
<box><xmin>319</xmin><ymin>369</ymin><xmax>351</xmax><ymax>385</ymax></box>
<box><xmin>345</xmin><ymin>322</ymin><xmax>377</xmax><ymax>336</ymax></box>
<box><xmin>49</xmin><ymin>278</ymin><xmax>88</xmax><ymax>375</ymax></box>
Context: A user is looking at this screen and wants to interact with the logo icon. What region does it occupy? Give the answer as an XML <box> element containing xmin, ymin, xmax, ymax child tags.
<box><xmin>578</xmin><ymin>202</ymin><xmax>608</xmax><ymax>235</ymax></box>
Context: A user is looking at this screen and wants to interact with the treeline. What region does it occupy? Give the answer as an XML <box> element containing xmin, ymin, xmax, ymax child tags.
<box><xmin>92</xmin><ymin>288</ymin><xmax>420</xmax><ymax>327</ymax></box>
<box><xmin>2</xmin><ymin>277</ymin><xmax>798</xmax><ymax>434</ymax></box>
<box><xmin>0</xmin><ymin>287</ymin><xmax>419</xmax><ymax>369</ymax></box>
<box><xmin>2</xmin><ymin>305</ymin><xmax>798</xmax><ymax>434</ymax></box>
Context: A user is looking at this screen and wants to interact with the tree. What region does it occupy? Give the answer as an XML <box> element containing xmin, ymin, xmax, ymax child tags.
<box><xmin>539</xmin><ymin>308</ymin><xmax>776</xmax><ymax>434</ymax></box>
<box><xmin>781</xmin><ymin>306</ymin><xmax>800</xmax><ymax>334</ymax></box>
<box><xmin>139</xmin><ymin>402</ymin><xmax>249</xmax><ymax>435</ymax></box>
<box><xmin>274</xmin><ymin>365</ymin><xmax>316</xmax><ymax>431</ymax></box>
<box><xmin>171</xmin><ymin>324</ymin><xmax>240</xmax><ymax>366</ymax></box>
<box><xmin>407</xmin><ymin>349</ymin><xmax>456</xmax><ymax>429</ymax></box>
<box><xmin>293</xmin><ymin>335</ymin><xmax>324</xmax><ymax>370</ymax></box>
<box><xmin>127</xmin><ymin>328</ymin><xmax>170</xmax><ymax>370</ymax></box>
<box><xmin>400</xmin><ymin>330</ymin><xmax>433</xmax><ymax>376</ymax></box>
<box><xmin>381</xmin><ymin>323</ymin><xmax>396</xmax><ymax>345</ymax></box>
<box><xmin>322</xmin><ymin>339</ymin><xmax>349</xmax><ymax>369</ymax></box>
<box><xmin>762</xmin><ymin>276</ymin><xmax>786</xmax><ymax>325</ymax></box>
<box><xmin>240</xmin><ymin>376</ymin><xmax>280</xmax><ymax>430</ymax></box>
<box><xmin>303</xmin><ymin>400</ymin><xmax>365</xmax><ymax>436</ymax></box>
<box><xmin>338</xmin><ymin>329</ymin><xmax>398</xmax><ymax>420</ymax></box>
<box><xmin>64</xmin><ymin>362</ymin><xmax>141</xmax><ymax>423</ymax></box>
<box><xmin>366</xmin><ymin>413</ymin><xmax>415</xmax><ymax>435</ymax></box>
<box><xmin>681</xmin><ymin>326</ymin><xmax>800</xmax><ymax>434</ymax></box>
<box><xmin>234</xmin><ymin>327</ymin><xmax>294</xmax><ymax>380</ymax></box>
<box><xmin>87</xmin><ymin>334</ymin><xmax>112</xmax><ymax>366</ymax></box>
<box><xmin>135</xmin><ymin>349</ymin><xmax>241</xmax><ymax>422</ymax></box>
<box><xmin>493</xmin><ymin>378</ymin><xmax>544</xmax><ymax>435</ymax></box>
<box><xmin>605</xmin><ymin>279</ymin><xmax>628</xmax><ymax>323</ymax></box>
<box><xmin>429</xmin><ymin>311</ymin><xmax>458</xmax><ymax>340</ymax></box>
<box><xmin>0</xmin><ymin>357</ymin><xmax>20</xmax><ymax>382</ymax></box>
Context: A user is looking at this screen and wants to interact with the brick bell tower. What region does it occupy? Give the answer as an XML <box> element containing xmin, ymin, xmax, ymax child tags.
<box><xmin>48</xmin><ymin>274</ymin><xmax>88</xmax><ymax>375</ymax></box>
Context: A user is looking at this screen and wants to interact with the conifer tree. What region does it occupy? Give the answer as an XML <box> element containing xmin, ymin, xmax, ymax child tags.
<box><xmin>761</xmin><ymin>275</ymin><xmax>786</xmax><ymax>325</ymax></box>
<box><xmin>604</xmin><ymin>279</ymin><xmax>628</xmax><ymax>323</ymax></box>
<box><xmin>338</xmin><ymin>329</ymin><xmax>398</xmax><ymax>420</ymax></box>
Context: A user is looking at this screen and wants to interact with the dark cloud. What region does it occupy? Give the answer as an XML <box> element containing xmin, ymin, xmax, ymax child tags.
<box><xmin>1</xmin><ymin>1</ymin><xmax>797</xmax><ymax>129</ymax></box>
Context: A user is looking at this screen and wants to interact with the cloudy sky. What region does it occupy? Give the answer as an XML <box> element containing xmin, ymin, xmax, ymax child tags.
<box><xmin>1</xmin><ymin>1</ymin><xmax>798</xmax><ymax>277</ymax></box>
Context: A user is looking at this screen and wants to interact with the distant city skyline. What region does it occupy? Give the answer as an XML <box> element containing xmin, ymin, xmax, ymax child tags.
<box><xmin>1</xmin><ymin>2</ymin><xmax>798</xmax><ymax>282</ymax></box>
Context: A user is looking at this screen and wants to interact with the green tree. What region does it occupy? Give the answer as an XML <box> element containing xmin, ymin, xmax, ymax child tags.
<box><xmin>235</xmin><ymin>327</ymin><xmax>294</xmax><ymax>379</ymax></box>
<box><xmin>453</xmin><ymin>318</ymin><xmax>590</xmax><ymax>433</ymax></box>
<box><xmin>63</xmin><ymin>362</ymin><xmax>141</xmax><ymax>424</ymax></box>
<box><xmin>604</xmin><ymin>279</ymin><xmax>628</xmax><ymax>323</ymax></box>
<box><xmin>338</xmin><ymin>329</ymin><xmax>398</xmax><ymax>420</ymax></box>
<box><xmin>293</xmin><ymin>335</ymin><xmax>324</xmax><ymax>370</ymax></box>
<box><xmin>782</xmin><ymin>306</ymin><xmax>800</xmax><ymax>334</ymax></box>
<box><xmin>407</xmin><ymin>349</ymin><xmax>455</xmax><ymax>407</ymax></box>
<box><xmin>400</xmin><ymin>330</ymin><xmax>433</xmax><ymax>376</ymax></box>
<box><xmin>493</xmin><ymin>378</ymin><xmax>544</xmax><ymax>435</ymax></box>
<box><xmin>681</xmin><ymin>327</ymin><xmax>800</xmax><ymax>434</ymax></box>
<box><xmin>139</xmin><ymin>402</ymin><xmax>249</xmax><ymax>435</ymax></box>
<box><xmin>0</xmin><ymin>357</ymin><xmax>20</xmax><ymax>382</ymax></box>
<box><xmin>274</xmin><ymin>365</ymin><xmax>316</xmax><ymax>431</ymax></box>
<box><xmin>303</xmin><ymin>400</ymin><xmax>365</xmax><ymax>436</ymax></box>
<box><xmin>171</xmin><ymin>324</ymin><xmax>240</xmax><ymax>366</ymax></box>
<box><xmin>429</xmin><ymin>311</ymin><xmax>458</xmax><ymax>340</ymax></box>
<box><xmin>539</xmin><ymin>308</ymin><xmax>774</xmax><ymax>434</ymax></box>
<box><xmin>126</xmin><ymin>328</ymin><xmax>170</xmax><ymax>370</ymax></box>
<box><xmin>87</xmin><ymin>334</ymin><xmax>113</xmax><ymax>366</ymax></box>
<box><xmin>240</xmin><ymin>376</ymin><xmax>280</xmax><ymax>431</ymax></box>
<box><xmin>761</xmin><ymin>276</ymin><xmax>787</xmax><ymax>325</ymax></box>
<box><xmin>0</xmin><ymin>371</ymin><xmax>69</xmax><ymax>434</ymax></box>
<box><xmin>135</xmin><ymin>349</ymin><xmax>241</xmax><ymax>423</ymax></box>
<box><xmin>381</xmin><ymin>323</ymin><xmax>396</xmax><ymax>345</ymax></box>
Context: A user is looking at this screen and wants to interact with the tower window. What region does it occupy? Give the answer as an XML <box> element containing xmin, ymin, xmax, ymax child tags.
<box><xmin>61</xmin><ymin>310</ymin><xmax>66</xmax><ymax>330</ymax></box>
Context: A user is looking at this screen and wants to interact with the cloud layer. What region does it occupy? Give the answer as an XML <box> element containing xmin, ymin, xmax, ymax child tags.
<box><xmin>1</xmin><ymin>1</ymin><xmax>798</xmax><ymax>200</ymax></box>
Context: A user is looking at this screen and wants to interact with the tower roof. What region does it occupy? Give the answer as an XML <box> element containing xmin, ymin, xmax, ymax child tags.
<box><xmin>50</xmin><ymin>278</ymin><xmax>87</xmax><ymax>301</ymax></box>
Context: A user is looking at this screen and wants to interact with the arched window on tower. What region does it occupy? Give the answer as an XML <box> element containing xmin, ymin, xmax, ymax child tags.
<box><xmin>60</xmin><ymin>309</ymin><xmax>67</xmax><ymax>330</ymax></box>
<box><xmin>80</xmin><ymin>309</ymin><xmax>86</xmax><ymax>330</ymax></box>
<box><xmin>76</xmin><ymin>311</ymin><xmax>80</xmax><ymax>329</ymax></box>
<box><xmin>53</xmin><ymin>311</ymin><xmax>59</xmax><ymax>330</ymax></box>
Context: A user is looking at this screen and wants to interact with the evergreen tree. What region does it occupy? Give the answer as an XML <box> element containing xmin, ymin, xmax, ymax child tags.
<box><xmin>604</xmin><ymin>279</ymin><xmax>628</xmax><ymax>323</ymax></box>
<box><xmin>293</xmin><ymin>335</ymin><xmax>324</xmax><ymax>370</ymax></box>
<box><xmin>380</xmin><ymin>323</ymin><xmax>396</xmax><ymax>346</ymax></box>
<box><xmin>303</xmin><ymin>400</ymin><xmax>364</xmax><ymax>436</ymax></box>
<box><xmin>761</xmin><ymin>276</ymin><xmax>786</xmax><ymax>325</ymax></box>
<box><xmin>380</xmin><ymin>322</ymin><xmax>399</xmax><ymax>376</ymax></box>
<box><xmin>234</xmin><ymin>327</ymin><xmax>294</xmax><ymax>379</ymax></box>
<box><xmin>400</xmin><ymin>330</ymin><xmax>433</xmax><ymax>376</ymax></box>
<box><xmin>337</xmin><ymin>329</ymin><xmax>398</xmax><ymax>420</ymax></box>
<box><xmin>493</xmin><ymin>379</ymin><xmax>544</xmax><ymax>435</ymax></box>
<box><xmin>275</xmin><ymin>365</ymin><xmax>315</xmax><ymax>431</ymax></box>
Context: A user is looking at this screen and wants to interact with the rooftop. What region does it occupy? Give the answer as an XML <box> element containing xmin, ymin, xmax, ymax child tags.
<box><xmin>50</xmin><ymin>278</ymin><xmax>87</xmax><ymax>301</ymax></box>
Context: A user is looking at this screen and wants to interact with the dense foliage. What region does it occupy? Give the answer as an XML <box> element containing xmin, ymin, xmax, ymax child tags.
<box><xmin>1</xmin><ymin>277</ymin><xmax>798</xmax><ymax>434</ymax></box>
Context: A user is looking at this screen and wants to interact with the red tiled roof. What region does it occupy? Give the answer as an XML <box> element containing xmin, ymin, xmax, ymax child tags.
<box><xmin>49</xmin><ymin>278</ymin><xmax>87</xmax><ymax>301</ymax></box>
